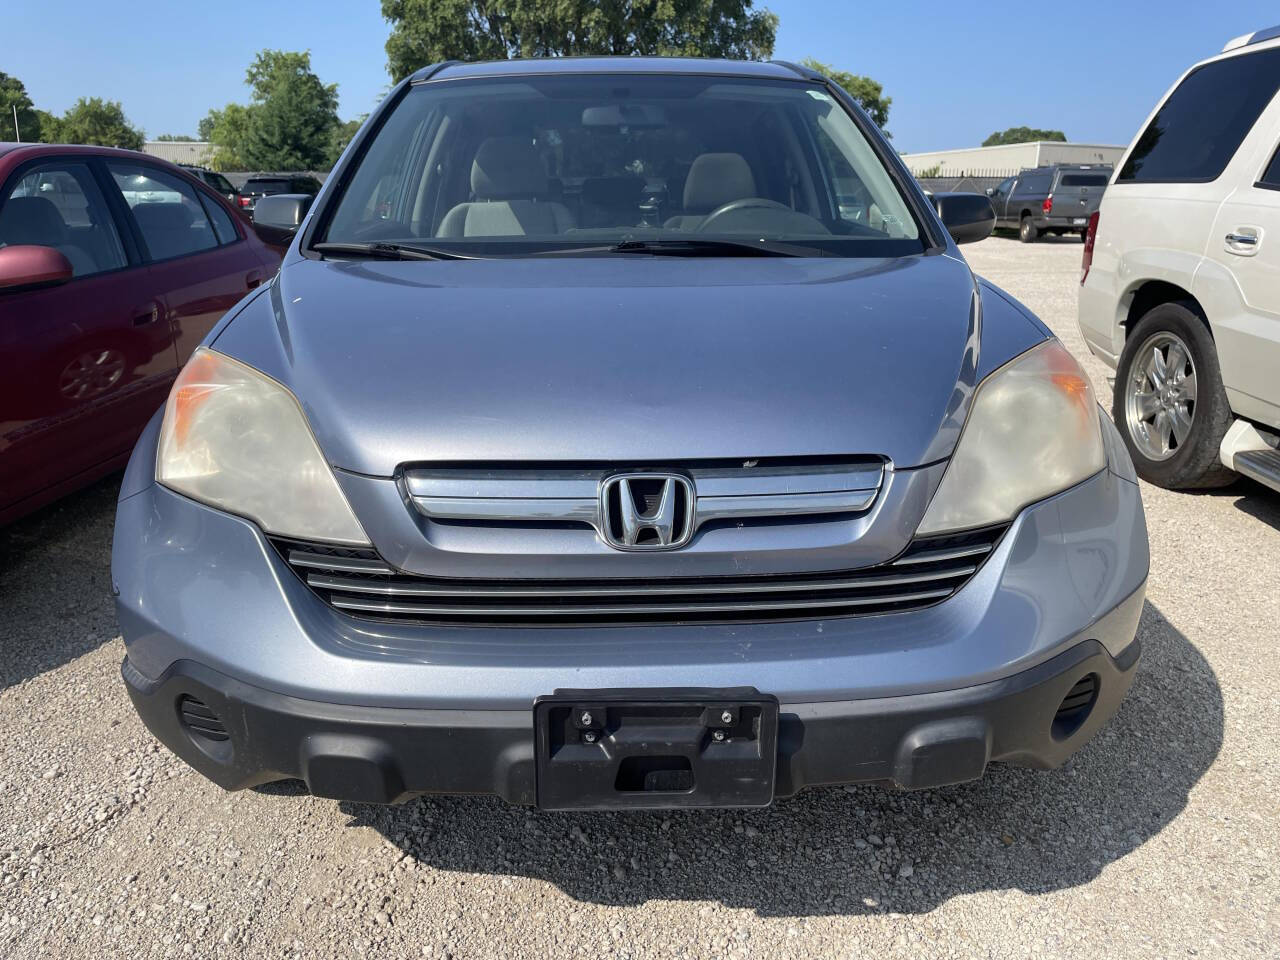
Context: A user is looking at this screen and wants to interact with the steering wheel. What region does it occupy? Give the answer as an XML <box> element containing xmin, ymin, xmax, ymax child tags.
<box><xmin>695</xmin><ymin>197</ymin><xmax>793</xmax><ymax>232</ymax></box>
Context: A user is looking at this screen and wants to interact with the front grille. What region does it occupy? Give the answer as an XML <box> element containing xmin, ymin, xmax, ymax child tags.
<box><xmin>273</xmin><ymin>525</ymin><xmax>1006</xmax><ymax>627</ymax></box>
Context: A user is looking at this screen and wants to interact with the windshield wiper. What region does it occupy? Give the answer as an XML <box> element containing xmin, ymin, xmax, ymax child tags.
<box><xmin>312</xmin><ymin>241</ymin><xmax>478</xmax><ymax>261</ymax></box>
<box><xmin>526</xmin><ymin>238</ymin><xmax>827</xmax><ymax>258</ymax></box>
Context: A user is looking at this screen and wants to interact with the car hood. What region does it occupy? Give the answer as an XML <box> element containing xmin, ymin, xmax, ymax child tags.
<box><xmin>214</xmin><ymin>253</ymin><xmax>981</xmax><ymax>476</ymax></box>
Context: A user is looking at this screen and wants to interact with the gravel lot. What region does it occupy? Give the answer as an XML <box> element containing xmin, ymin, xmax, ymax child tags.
<box><xmin>2</xmin><ymin>236</ymin><xmax>1278</xmax><ymax>958</ymax></box>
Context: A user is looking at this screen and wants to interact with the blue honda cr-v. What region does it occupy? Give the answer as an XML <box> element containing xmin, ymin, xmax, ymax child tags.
<box><xmin>112</xmin><ymin>57</ymin><xmax>1148</xmax><ymax>809</ymax></box>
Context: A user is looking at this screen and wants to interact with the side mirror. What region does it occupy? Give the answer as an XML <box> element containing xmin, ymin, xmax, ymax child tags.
<box><xmin>985</xmin><ymin>187</ymin><xmax>995</xmax><ymax>196</ymax></box>
<box><xmin>932</xmin><ymin>192</ymin><xmax>996</xmax><ymax>245</ymax></box>
<box><xmin>0</xmin><ymin>244</ymin><xmax>74</xmax><ymax>292</ymax></box>
<box><xmin>251</xmin><ymin>194</ymin><xmax>314</xmax><ymax>250</ymax></box>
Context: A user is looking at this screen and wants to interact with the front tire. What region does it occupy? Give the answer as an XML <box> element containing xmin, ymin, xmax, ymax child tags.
<box><xmin>1113</xmin><ymin>302</ymin><xmax>1235</xmax><ymax>489</ymax></box>
<box><xmin>1019</xmin><ymin>216</ymin><xmax>1038</xmax><ymax>243</ymax></box>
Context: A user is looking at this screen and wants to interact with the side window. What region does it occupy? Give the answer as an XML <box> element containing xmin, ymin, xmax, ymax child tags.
<box><xmin>208</xmin><ymin>173</ymin><xmax>236</xmax><ymax>195</ymax></box>
<box><xmin>993</xmin><ymin>177</ymin><xmax>1014</xmax><ymax>194</ymax></box>
<box><xmin>107</xmin><ymin>163</ymin><xmax>218</xmax><ymax>261</ymax></box>
<box><xmin>198</xmin><ymin>194</ymin><xmax>240</xmax><ymax>245</ymax></box>
<box><xmin>1259</xmin><ymin>146</ymin><xmax>1280</xmax><ymax>189</ymax></box>
<box><xmin>0</xmin><ymin>161</ymin><xmax>127</xmax><ymax>278</ymax></box>
<box><xmin>1017</xmin><ymin>174</ymin><xmax>1050</xmax><ymax>194</ymax></box>
<box><xmin>1120</xmin><ymin>47</ymin><xmax>1280</xmax><ymax>183</ymax></box>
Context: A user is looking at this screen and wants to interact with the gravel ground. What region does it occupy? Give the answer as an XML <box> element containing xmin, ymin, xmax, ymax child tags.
<box><xmin>2</xmin><ymin>235</ymin><xmax>1278</xmax><ymax>959</ymax></box>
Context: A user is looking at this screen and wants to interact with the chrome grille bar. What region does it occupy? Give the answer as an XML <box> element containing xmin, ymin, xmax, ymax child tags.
<box><xmin>404</xmin><ymin>459</ymin><xmax>884</xmax><ymax>532</ymax></box>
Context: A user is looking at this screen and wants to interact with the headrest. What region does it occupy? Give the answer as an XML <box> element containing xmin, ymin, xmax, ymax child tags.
<box><xmin>471</xmin><ymin>137</ymin><xmax>548</xmax><ymax>201</ymax></box>
<box><xmin>132</xmin><ymin>202</ymin><xmax>195</xmax><ymax>231</ymax></box>
<box><xmin>682</xmin><ymin>153</ymin><xmax>757</xmax><ymax>213</ymax></box>
<box><xmin>0</xmin><ymin>196</ymin><xmax>67</xmax><ymax>246</ymax></box>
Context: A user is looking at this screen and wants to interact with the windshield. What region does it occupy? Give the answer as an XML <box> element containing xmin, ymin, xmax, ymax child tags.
<box><xmin>318</xmin><ymin>73</ymin><xmax>923</xmax><ymax>257</ymax></box>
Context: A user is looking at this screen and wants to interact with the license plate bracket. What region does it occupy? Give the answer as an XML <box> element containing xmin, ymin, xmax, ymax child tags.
<box><xmin>534</xmin><ymin>688</ymin><xmax>778</xmax><ymax>810</ymax></box>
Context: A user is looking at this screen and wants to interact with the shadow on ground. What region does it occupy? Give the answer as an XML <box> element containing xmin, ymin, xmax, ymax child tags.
<box><xmin>1229</xmin><ymin>478</ymin><xmax>1280</xmax><ymax>530</ymax></box>
<box><xmin>0</xmin><ymin>474</ymin><xmax>122</xmax><ymax>691</ymax></box>
<box><xmin>341</xmin><ymin>600</ymin><xmax>1221</xmax><ymax>917</ymax></box>
<box><xmin>989</xmin><ymin>229</ymin><xmax>1086</xmax><ymax>245</ymax></box>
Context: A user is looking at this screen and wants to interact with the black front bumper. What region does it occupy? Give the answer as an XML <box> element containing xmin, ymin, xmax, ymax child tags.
<box><xmin>123</xmin><ymin>638</ymin><xmax>1141</xmax><ymax>807</ymax></box>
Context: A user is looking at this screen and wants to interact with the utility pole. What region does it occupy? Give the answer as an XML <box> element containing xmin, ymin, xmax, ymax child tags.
<box><xmin>11</xmin><ymin>104</ymin><xmax>19</xmax><ymax>142</ymax></box>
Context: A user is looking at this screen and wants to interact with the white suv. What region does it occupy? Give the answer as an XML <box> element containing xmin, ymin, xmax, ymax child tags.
<box><xmin>1079</xmin><ymin>25</ymin><xmax>1280</xmax><ymax>492</ymax></box>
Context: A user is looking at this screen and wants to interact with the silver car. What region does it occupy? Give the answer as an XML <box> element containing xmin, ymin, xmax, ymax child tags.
<box><xmin>113</xmin><ymin>58</ymin><xmax>1148</xmax><ymax>810</ymax></box>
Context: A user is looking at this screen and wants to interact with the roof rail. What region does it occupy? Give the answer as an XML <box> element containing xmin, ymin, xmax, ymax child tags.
<box><xmin>769</xmin><ymin>59</ymin><xmax>822</xmax><ymax>80</ymax></box>
<box><xmin>1223</xmin><ymin>25</ymin><xmax>1280</xmax><ymax>52</ymax></box>
<box><xmin>409</xmin><ymin>60</ymin><xmax>461</xmax><ymax>83</ymax></box>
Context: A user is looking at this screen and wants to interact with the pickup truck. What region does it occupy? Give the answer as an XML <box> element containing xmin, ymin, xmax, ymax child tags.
<box><xmin>987</xmin><ymin>164</ymin><xmax>1110</xmax><ymax>242</ymax></box>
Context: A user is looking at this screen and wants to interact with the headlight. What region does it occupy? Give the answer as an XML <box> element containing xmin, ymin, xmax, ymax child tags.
<box><xmin>156</xmin><ymin>348</ymin><xmax>370</xmax><ymax>546</ymax></box>
<box><xmin>917</xmin><ymin>339</ymin><xmax>1105</xmax><ymax>535</ymax></box>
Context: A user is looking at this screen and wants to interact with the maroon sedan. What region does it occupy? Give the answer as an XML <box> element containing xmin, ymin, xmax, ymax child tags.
<box><xmin>0</xmin><ymin>144</ymin><xmax>281</xmax><ymax>524</ymax></box>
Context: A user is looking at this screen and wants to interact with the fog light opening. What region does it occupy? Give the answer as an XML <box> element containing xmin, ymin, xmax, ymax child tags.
<box><xmin>177</xmin><ymin>694</ymin><xmax>233</xmax><ymax>762</ymax></box>
<box><xmin>1051</xmin><ymin>673</ymin><xmax>1099</xmax><ymax>741</ymax></box>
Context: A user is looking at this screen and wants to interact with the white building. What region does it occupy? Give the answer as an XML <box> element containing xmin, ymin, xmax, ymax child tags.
<box><xmin>901</xmin><ymin>141</ymin><xmax>1125</xmax><ymax>177</ymax></box>
<box><xmin>141</xmin><ymin>141</ymin><xmax>214</xmax><ymax>166</ymax></box>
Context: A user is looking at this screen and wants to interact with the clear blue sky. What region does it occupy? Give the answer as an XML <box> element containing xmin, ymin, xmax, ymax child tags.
<box><xmin>6</xmin><ymin>1</ymin><xmax>1280</xmax><ymax>152</ymax></box>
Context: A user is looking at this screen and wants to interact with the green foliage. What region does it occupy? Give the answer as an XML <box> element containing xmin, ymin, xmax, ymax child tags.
<box><xmin>34</xmin><ymin>110</ymin><xmax>62</xmax><ymax>143</ymax></box>
<box><xmin>0</xmin><ymin>72</ymin><xmax>42</xmax><ymax>142</ymax></box>
<box><xmin>155</xmin><ymin>133</ymin><xmax>198</xmax><ymax>141</ymax></box>
<box><xmin>1</xmin><ymin>74</ymin><xmax>144</xmax><ymax>149</ymax></box>
<box><xmin>328</xmin><ymin>117</ymin><xmax>365</xmax><ymax>167</ymax></box>
<box><xmin>241</xmin><ymin>51</ymin><xmax>340</xmax><ymax>170</ymax></box>
<box><xmin>54</xmin><ymin>97</ymin><xmax>144</xmax><ymax>149</ymax></box>
<box><xmin>381</xmin><ymin>0</ymin><xmax>779</xmax><ymax>82</ymax></box>
<box><xmin>915</xmin><ymin>164</ymin><xmax>941</xmax><ymax>178</ymax></box>
<box><xmin>798</xmin><ymin>58</ymin><xmax>892</xmax><ymax>135</ymax></box>
<box><xmin>204</xmin><ymin>50</ymin><xmax>342</xmax><ymax>171</ymax></box>
<box><xmin>201</xmin><ymin>103</ymin><xmax>253</xmax><ymax>171</ymax></box>
<box><xmin>982</xmin><ymin>126</ymin><xmax>1067</xmax><ymax>147</ymax></box>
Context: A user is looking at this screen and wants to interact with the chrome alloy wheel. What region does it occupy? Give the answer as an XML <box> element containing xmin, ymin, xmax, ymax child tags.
<box><xmin>1124</xmin><ymin>331</ymin><xmax>1197</xmax><ymax>461</ymax></box>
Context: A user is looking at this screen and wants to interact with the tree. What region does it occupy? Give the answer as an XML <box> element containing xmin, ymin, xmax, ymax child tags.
<box><xmin>201</xmin><ymin>103</ymin><xmax>253</xmax><ymax>171</ymax></box>
<box><xmin>55</xmin><ymin>97</ymin><xmax>144</xmax><ymax>149</ymax></box>
<box><xmin>0</xmin><ymin>72</ymin><xmax>42</xmax><ymax>142</ymax></box>
<box><xmin>204</xmin><ymin>51</ymin><xmax>340</xmax><ymax>171</ymax></box>
<box><xmin>327</xmin><ymin>117</ymin><xmax>365</xmax><ymax>167</ymax></box>
<box><xmin>381</xmin><ymin>0</ymin><xmax>778</xmax><ymax>82</ymax></box>
<box><xmin>983</xmin><ymin>126</ymin><xmax>1067</xmax><ymax>147</ymax></box>
<box><xmin>155</xmin><ymin>133</ymin><xmax>198</xmax><ymax>141</ymax></box>
<box><xmin>798</xmin><ymin>58</ymin><xmax>891</xmax><ymax>134</ymax></box>
<box><xmin>34</xmin><ymin>110</ymin><xmax>62</xmax><ymax>142</ymax></box>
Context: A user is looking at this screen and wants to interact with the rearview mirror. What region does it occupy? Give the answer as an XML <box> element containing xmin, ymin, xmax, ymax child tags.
<box><xmin>581</xmin><ymin>103</ymin><xmax>667</xmax><ymax>128</ymax></box>
<box><xmin>0</xmin><ymin>244</ymin><xmax>74</xmax><ymax>292</ymax></box>
<box><xmin>252</xmin><ymin>194</ymin><xmax>314</xmax><ymax>250</ymax></box>
<box><xmin>932</xmin><ymin>193</ymin><xmax>996</xmax><ymax>245</ymax></box>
